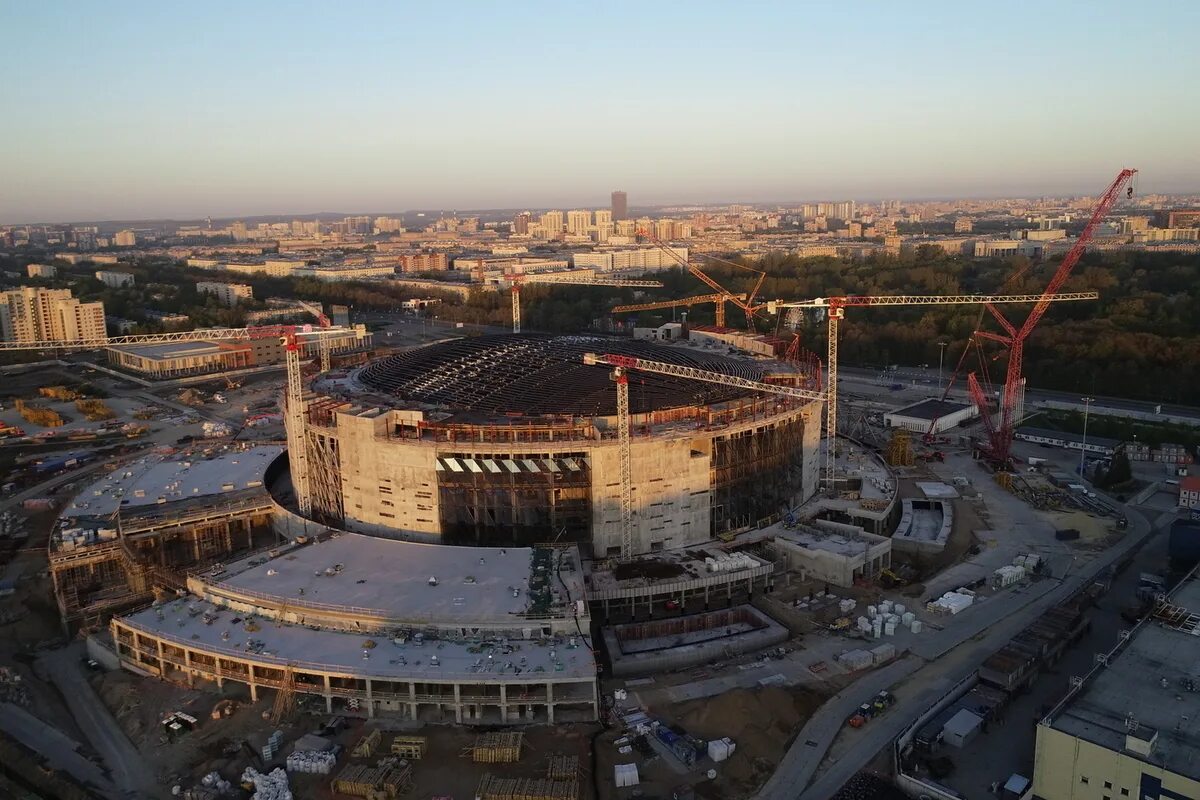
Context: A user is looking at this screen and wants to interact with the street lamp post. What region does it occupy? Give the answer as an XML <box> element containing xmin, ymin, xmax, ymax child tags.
<box><xmin>937</xmin><ymin>341</ymin><xmax>949</xmax><ymax>391</ymax></box>
<box><xmin>1079</xmin><ymin>396</ymin><xmax>1095</xmax><ymax>477</ymax></box>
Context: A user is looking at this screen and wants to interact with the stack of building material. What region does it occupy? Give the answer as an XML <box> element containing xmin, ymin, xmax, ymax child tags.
<box><xmin>330</xmin><ymin>763</ymin><xmax>412</xmax><ymax>799</ymax></box>
<box><xmin>351</xmin><ymin>729</ymin><xmax>381</xmax><ymax>758</ymax></box>
<box><xmin>992</xmin><ymin>565</ymin><xmax>1026</xmax><ymax>589</ymax></box>
<box><xmin>926</xmin><ymin>591</ymin><xmax>975</xmax><ymax>615</ymax></box>
<box><xmin>477</xmin><ymin>773</ymin><xmax>580</xmax><ymax>800</ymax></box>
<box><xmin>838</xmin><ymin>598</ymin><xmax>857</xmax><ymax>614</ymax></box>
<box><xmin>391</xmin><ymin>735</ymin><xmax>427</xmax><ymax>759</ymax></box>
<box><xmin>284</xmin><ymin>750</ymin><xmax>336</xmax><ymax>774</ymax></box>
<box><xmin>614</xmin><ymin>764</ymin><xmax>640</xmax><ymax>788</ymax></box>
<box><xmin>869</xmin><ymin>643</ymin><xmax>896</xmax><ymax>665</ymax></box>
<box><xmin>547</xmin><ymin>755</ymin><xmax>579</xmax><ymax>780</ymax></box>
<box><xmin>240</xmin><ymin>766</ymin><xmax>291</xmax><ymax>800</ymax></box>
<box><xmin>467</xmin><ymin>732</ymin><xmax>524</xmax><ymax>763</ymax></box>
<box><xmin>706</xmin><ymin>737</ymin><xmax>736</xmax><ymax>762</ymax></box>
<box><xmin>261</xmin><ymin>730</ymin><xmax>284</xmax><ymax>761</ymax></box>
<box><xmin>838</xmin><ymin>649</ymin><xmax>873</xmax><ymax>670</ymax></box>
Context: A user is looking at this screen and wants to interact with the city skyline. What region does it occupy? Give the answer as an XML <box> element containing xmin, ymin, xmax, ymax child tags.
<box><xmin>2</xmin><ymin>1</ymin><xmax>1198</xmax><ymax>222</ymax></box>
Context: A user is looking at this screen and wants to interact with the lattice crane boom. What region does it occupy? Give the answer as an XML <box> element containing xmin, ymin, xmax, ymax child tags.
<box><xmin>764</xmin><ymin>292</ymin><xmax>1100</xmax><ymax>488</ymax></box>
<box><xmin>610</xmin><ymin>292</ymin><xmax>746</xmax><ymax>328</ymax></box>
<box><xmin>978</xmin><ymin>168</ymin><xmax>1136</xmax><ymax>466</ymax></box>
<box><xmin>297</xmin><ymin>300</ymin><xmax>333</xmax><ymax>371</ymax></box>
<box><xmin>506</xmin><ymin>272</ymin><xmax>664</xmax><ymax>333</ymax></box>
<box><xmin>637</xmin><ymin>230</ymin><xmax>765</xmax><ymax>329</ymax></box>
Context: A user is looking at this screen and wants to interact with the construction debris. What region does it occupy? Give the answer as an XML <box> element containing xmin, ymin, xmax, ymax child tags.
<box><xmin>351</xmin><ymin>728</ymin><xmax>382</xmax><ymax>758</ymax></box>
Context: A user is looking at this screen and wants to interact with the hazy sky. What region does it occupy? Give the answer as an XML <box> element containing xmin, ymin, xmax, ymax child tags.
<box><xmin>2</xmin><ymin>1</ymin><xmax>1198</xmax><ymax>223</ymax></box>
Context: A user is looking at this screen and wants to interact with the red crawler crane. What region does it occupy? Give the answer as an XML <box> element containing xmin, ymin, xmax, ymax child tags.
<box><xmin>970</xmin><ymin>168</ymin><xmax>1137</xmax><ymax>467</ymax></box>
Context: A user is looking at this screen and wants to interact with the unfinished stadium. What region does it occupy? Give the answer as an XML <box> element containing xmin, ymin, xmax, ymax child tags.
<box><xmin>296</xmin><ymin>333</ymin><xmax>824</xmax><ymax>557</ymax></box>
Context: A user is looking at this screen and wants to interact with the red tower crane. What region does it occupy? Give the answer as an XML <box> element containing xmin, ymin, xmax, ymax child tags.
<box><xmin>972</xmin><ymin>167</ymin><xmax>1137</xmax><ymax>466</ymax></box>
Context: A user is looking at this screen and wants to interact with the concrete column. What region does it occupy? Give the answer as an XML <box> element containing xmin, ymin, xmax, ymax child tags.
<box><xmin>215</xmin><ymin>657</ymin><xmax>224</xmax><ymax>690</ymax></box>
<box><xmin>409</xmin><ymin>682</ymin><xmax>417</xmax><ymax>721</ymax></box>
<box><xmin>547</xmin><ymin>682</ymin><xmax>555</xmax><ymax>724</ymax></box>
<box><xmin>324</xmin><ymin>674</ymin><xmax>333</xmax><ymax>713</ymax></box>
<box><xmin>184</xmin><ymin>649</ymin><xmax>194</xmax><ymax>688</ymax></box>
<box><xmin>365</xmin><ymin>678</ymin><xmax>375</xmax><ymax>719</ymax></box>
<box><xmin>155</xmin><ymin>638</ymin><xmax>165</xmax><ymax>676</ymax></box>
<box><xmin>499</xmin><ymin>684</ymin><xmax>508</xmax><ymax>723</ymax></box>
<box><xmin>454</xmin><ymin>683</ymin><xmax>463</xmax><ymax>724</ymax></box>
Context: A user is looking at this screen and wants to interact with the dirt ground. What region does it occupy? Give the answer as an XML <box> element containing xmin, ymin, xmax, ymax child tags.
<box><xmin>596</xmin><ymin>685</ymin><xmax>825</xmax><ymax>800</ymax></box>
<box><xmin>1046</xmin><ymin>509</ymin><xmax>1121</xmax><ymax>550</ymax></box>
<box><xmin>91</xmin><ymin>666</ymin><xmax>605</xmax><ymax>799</ymax></box>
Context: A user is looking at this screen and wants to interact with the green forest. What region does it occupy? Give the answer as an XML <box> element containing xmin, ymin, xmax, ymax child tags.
<box><xmin>435</xmin><ymin>247</ymin><xmax>1200</xmax><ymax>404</ymax></box>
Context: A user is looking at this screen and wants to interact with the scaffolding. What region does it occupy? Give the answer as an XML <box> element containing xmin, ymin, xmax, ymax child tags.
<box><xmin>352</xmin><ymin>729</ymin><xmax>383</xmax><ymax>758</ymax></box>
<box><xmin>270</xmin><ymin>665</ymin><xmax>297</xmax><ymax>723</ymax></box>
<box><xmin>884</xmin><ymin>429</ymin><xmax>915</xmax><ymax>467</ymax></box>
<box><xmin>546</xmin><ymin>755</ymin><xmax>579</xmax><ymax>780</ymax></box>
<box><xmin>475</xmin><ymin>774</ymin><xmax>578</xmax><ymax>800</ymax></box>
<box><xmin>331</xmin><ymin>762</ymin><xmax>413</xmax><ymax>799</ymax></box>
<box><xmin>390</xmin><ymin>735</ymin><xmax>427</xmax><ymax>760</ymax></box>
<box><xmin>463</xmin><ymin>732</ymin><xmax>524</xmax><ymax>763</ymax></box>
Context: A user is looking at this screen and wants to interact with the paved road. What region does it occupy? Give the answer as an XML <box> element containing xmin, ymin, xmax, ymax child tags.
<box><xmin>757</xmin><ymin>502</ymin><xmax>1155</xmax><ymax>799</ymax></box>
<box><xmin>0</xmin><ymin>701</ymin><xmax>119</xmax><ymax>798</ymax></box>
<box><xmin>839</xmin><ymin>364</ymin><xmax>1200</xmax><ymax>422</ymax></box>
<box><xmin>37</xmin><ymin>643</ymin><xmax>156</xmax><ymax>799</ymax></box>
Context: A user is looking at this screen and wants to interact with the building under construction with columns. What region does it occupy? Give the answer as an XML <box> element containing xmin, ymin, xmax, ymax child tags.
<box><xmin>49</xmin><ymin>445</ymin><xmax>282</xmax><ymax>630</ymax></box>
<box><xmin>110</xmin><ymin>532</ymin><xmax>599</xmax><ymax>724</ymax></box>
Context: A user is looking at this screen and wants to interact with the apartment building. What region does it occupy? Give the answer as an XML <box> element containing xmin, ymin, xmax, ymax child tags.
<box><xmin>26</xmin><ymin>263</ymin><xmax>56</xmax><ymax>278</ymax></box>
<box><xmin>196</xmin><ymin>281</ymin><xmax>253</xmax><ymax>307</ymax></box>
<box><xmin>397</xmin><ymin>253</ymin><xmax>449</xmax><ymax>273</ymax></box>
<box><xmin>0</xmin><ymin>287</ymin><xmax>106</xmax><ymax>343</ymax></box>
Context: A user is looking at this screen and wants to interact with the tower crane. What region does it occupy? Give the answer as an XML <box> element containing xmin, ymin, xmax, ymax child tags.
<box><xmin>505</xmin><ymin>272</ymin><xmax>663</xmax><ymax>333</ymax></box>
<box><xmin>610</xmin><ymin>292</ymin><xmax>747</xmax><ymax>328</ymax></box>
<box><xmin>766</xmin><ymin>292</ymin><xmax>1100</xmax><ymax>488</ymax></box>
<box><xmin>971</xmin><ymin>168</ymin><xmax>1137</xmax><ymax>466</ymax></box>
<box><xmin>582</xmin><ymin>351</ymin><xmax>825</xmax><ymax>560</ymax></box>
<box><xmin>637</xmin><ymin>230</ymin><xmax>767</xmax><ymax>329</ymax></box>
<box><xmin>0</xmin><ymin>323</ymin><xmax>356</xmax><ymax>517</ymax></box>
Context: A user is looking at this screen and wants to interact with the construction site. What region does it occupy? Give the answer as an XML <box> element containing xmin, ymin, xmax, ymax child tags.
<box><xmin>0</xmin><ymin>168</ymin><xmax>1170</xmax><ymax>800</ymax></box>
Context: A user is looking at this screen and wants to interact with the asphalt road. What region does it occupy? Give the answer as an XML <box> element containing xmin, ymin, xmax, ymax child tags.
<box><xmin>0</xmin><ymin>701</ymin><xmax>119</xmax><ymax>798</ymax></box>
<box><xmin>757</xmin><ymin>501</ymin><xmax>1156</xmax><ymax>800</ymax></box>
<box><xmin>37</xmin><ymin>642</ymin><xmax>156</xmax><ymax>800</ymax></box>
<box><xmin>839</xmin><ymin>364</ymin><xmax>1200</xmax><ymax>422</ymax></box>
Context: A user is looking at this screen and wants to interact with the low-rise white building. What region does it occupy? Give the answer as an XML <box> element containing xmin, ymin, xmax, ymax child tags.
<box><xmin>196</xmin><ymin>281</ymin><xmax>253</xmax><ymax>306</ymax></box>
<box><xmin>26</xmin><ymin>263</ymin><xmax>56</xmax><ymax>278</ymax></box>
<box><xmin>773</xmin><ymin>522</ymin><xmax>891</xmax><ymax>587</ymax></box>
<box><xmin>95</xmin><ymin>270</ymin><xmax>135</xmax><ymax>288</ymax></box>
<box><xmin>884</xmin><ymin>399</ymin><xmax>978</xmax><ymax>434</ymax></box>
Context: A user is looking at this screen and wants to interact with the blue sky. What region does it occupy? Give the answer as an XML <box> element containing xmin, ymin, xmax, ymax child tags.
<box><xmin>1</xmin><ymin>1</ymin><xmax>1197</xmax><ymax>222</ymax></box>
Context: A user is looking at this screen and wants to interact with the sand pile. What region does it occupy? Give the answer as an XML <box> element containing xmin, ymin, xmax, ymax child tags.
<box><xmin>660</xmin><ymin>685</ymin><xmax>824</xmax><ymax>798</ymax></box>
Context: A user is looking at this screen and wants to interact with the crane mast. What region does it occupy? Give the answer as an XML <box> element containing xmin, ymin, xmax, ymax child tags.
<box><xmin>583</xmin><ymin>352</ymin><xmax>824</xmax><ymax>560</ymax></box>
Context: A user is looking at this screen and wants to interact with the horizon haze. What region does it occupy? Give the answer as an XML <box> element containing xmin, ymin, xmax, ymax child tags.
<box><xmin>2</xmin><ymin>0</ymin><xmax>1198</xmax><ymax>223</ymax></box>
